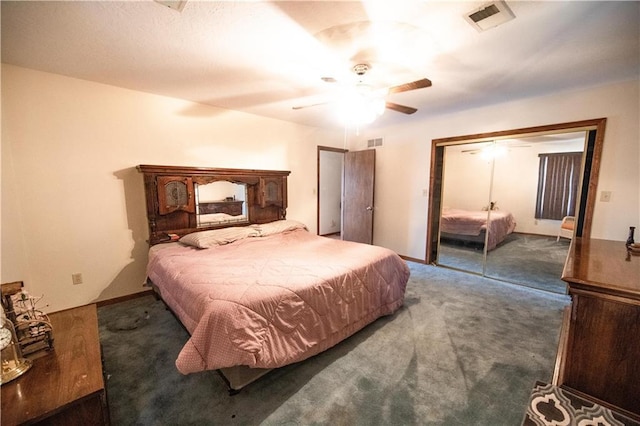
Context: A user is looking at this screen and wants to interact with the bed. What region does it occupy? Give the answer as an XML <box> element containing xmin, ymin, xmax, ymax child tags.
<box><xmin>146</xmin><ymin>220</ymin><xmax>410</xmax><ymax>391</ymax></box>
<box><xmin>137</xmin><ymin>165</ymin><xmax>409</xmax><ymax>392</ymax></box>
<box><xmin>440</xmin><ymin>208</ymin><xmax>516</xmax><ymax>251</ymax></box>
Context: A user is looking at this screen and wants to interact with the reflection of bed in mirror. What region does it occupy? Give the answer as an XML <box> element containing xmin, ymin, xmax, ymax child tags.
<box><xmin>197</xmin><ymin>199</ymin><xmax>246</xmax><ymax>226</ymax></box>
<box><xmin>440</xmin><ymin>208</ymin><xmax>516</xmax><ymax>251</ymax></box>
<box><xmin>197</xmin><ymin>212</ymin><xmax>248</xmax><ymax>227</ymax></box>
<box><xmin>196</xmin><ymin>181</ymin><xmax>247</xmax><ymax>227</ymax></box>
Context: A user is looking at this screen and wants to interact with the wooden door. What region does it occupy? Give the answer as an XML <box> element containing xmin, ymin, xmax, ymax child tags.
<box><xmin>342</xmin><ymin>149</ymin><xmax>375</xmax><ymax>244</ymax></box>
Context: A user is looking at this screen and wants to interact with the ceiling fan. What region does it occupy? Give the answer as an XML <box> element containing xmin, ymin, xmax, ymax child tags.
<box><xmin>292</xmin><ymin>64</ymin><xmax>432</xmax><ymax>121</ymax></box>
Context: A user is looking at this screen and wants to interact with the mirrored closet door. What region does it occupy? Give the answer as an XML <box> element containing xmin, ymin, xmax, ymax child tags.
<box><xmin>436</xmin><ymin>132</ymin><xmax>587</xmax><ymax>294</ymax></box>
<box><xmin>437</xmin><ymin>141</ymin><xmax>493</xmax><ymax>276</ymax></box>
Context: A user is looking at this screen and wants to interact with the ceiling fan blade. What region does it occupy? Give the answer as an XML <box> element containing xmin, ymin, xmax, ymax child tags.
<box><xmin>292</xmin><ymin>101</ymin><xmax>330</xmax><ymax>110</ymax></box>
<box><xmin>387</xmin><ymin>78</ymin><xmax>432</xmax><ymax>94</ymax></box>
<box><xmin>386</xmin><ymin>102</ymin><xmax>417</xmax><ymax>115</ymax></box>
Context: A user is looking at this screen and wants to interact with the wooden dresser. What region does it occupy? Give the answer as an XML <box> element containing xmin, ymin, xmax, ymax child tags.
<box><xmin>199</xmin><ymin>200</ymin><xmax>244</xmax><ymax>216</ymax></box>
<box><xmin>555</xmin><ymin>238</ymin><xmax>640</xmax><ymax>420</ymax></box>
<box><xmin>1</xmin><ymin>304</ymin><xmax>110</xmax><ymax>425</ymax></box>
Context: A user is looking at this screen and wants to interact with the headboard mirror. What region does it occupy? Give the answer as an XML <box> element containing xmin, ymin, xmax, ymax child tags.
<box><xmin>137</xmin><ymin>165</ymin><xmax>290</xmax><ymax>244</ymax></box>
<box><xmin>195</xmin><ymin>181</ymin><xmax>248</xmax><ymax>228</ymax></box>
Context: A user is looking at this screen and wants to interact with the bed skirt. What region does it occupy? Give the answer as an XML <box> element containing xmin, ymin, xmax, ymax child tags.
<box><xmin>440</xmin><ymin>231</ymin><xmax>487</xmax><ymax>246</ymax></box>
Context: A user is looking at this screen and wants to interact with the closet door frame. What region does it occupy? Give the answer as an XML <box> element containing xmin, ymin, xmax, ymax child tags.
<box><xmin>426</xmin><ymin>118</ymin><xmax>606</xmax><ymax>264</ymax></box>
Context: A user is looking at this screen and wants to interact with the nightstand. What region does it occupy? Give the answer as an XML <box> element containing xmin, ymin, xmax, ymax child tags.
<box><xmin>1</xmin><ymin>304</ymin><xmax>110</xmax><ymax>425</ymax></box>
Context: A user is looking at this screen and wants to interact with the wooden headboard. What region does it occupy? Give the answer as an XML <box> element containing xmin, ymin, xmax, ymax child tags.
<box><xmin>137</xmin><ymin>165</ymin><xmax>290</xmax><ymax>245</ymax></box>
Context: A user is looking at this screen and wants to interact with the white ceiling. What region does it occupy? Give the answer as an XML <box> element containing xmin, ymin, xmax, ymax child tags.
<box><xmin>2</xmin><ymin>1</ymin><xmax>639</xmax><ymax>129</ymax></box>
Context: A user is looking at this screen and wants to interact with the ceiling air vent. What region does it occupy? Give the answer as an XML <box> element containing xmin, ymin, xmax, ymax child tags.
<box><xmin>154</xmin><ymin>0</ymin><xmax>187</xmax><ymax>12</ymax></box>
<box><xmin>464</xmin><ymin>1</ymin><xmax>515</xmax><ymax>32</ymax></box>
<box><xmin>367</xmin><ymin>138</ymin><xmax>384</xmax><ymax>148</ymax></box>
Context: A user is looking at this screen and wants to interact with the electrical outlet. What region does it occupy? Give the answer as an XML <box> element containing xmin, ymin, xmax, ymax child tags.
<box><xmin>600</xmin><ymin>191</ymin><xmax>612</xmax><ymax>202</ymax></box>
<box><xmin>72</xmin><ymin>273</ymin><xmax>83</xmax><ymax>285</ymax></box>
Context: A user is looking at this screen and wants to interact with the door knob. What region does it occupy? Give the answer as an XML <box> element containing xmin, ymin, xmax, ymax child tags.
<box><xmin>366</xmin><ymin>206</ymin><xmax>373</xmax><ymax>211</ymax></box>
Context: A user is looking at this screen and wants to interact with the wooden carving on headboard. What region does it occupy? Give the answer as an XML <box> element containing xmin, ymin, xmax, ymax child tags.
<box><xmin>137</xmin><ymin>165</ymin><xmax>290</xmax><ymax>244</ymax></box>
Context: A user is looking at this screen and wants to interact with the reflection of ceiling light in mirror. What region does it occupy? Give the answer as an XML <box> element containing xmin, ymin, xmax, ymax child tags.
<box><xmin>480</xmin><ymin>144</ymin><xmax>507</xmax><ymax>159</ymax></box>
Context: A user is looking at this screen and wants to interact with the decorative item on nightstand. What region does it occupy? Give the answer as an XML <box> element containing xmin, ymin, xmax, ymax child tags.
<box><xmin>0</xmin><ymin>305</ymin><xmax>32</xmax><ymax>384</ymax></box>
<box><xmin>1</xmin><ymin>282</ymin><xmax>54</xmax><ymax>358</ymax></box>
<box><xmin>626</xmin><ymin>226</ymin><xmax>635</xmax><ymax>247</ymax></box>
<box><xmin>482</xmin><ymin>201</ymin><xmax>498</xmax><ymax>211</ymax></box>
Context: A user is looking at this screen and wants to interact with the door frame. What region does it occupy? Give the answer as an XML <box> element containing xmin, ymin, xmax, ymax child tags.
<box><xmin>426</xmin><ymin>118</ymin><xmax>607</xmax><ymax>264</ymax></box>
<box><xmin>317</xmin><ymin>146</ymin><xmax>347</xmax><ymax>236</ymax></box>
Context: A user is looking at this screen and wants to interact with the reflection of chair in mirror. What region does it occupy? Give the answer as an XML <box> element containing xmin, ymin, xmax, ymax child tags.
<box><xmin>557</xmin><ymin>216</ymin><xmax>575</xmax><ymax>241</ymax></box>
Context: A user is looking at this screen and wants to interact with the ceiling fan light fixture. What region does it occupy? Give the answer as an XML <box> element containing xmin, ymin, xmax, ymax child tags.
<box><xmin>292</xmin><ymin>64</ymin><xmax>428</xmax><ymax>124</ymax></box>
<box><xmin>335</xmin><ymin>93</ymin><xmax>385</xmax><ymax>127</ymax></box>
<box><xmin>373</xmin><ymin>97</ymin><xmax>386</xmax><ymax>116</ymax></box>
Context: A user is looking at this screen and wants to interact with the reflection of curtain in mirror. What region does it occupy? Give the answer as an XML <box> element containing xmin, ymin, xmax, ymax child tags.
<box><xmin>535</xmin><ymin>152</ymin><xmax>582</xmax><ymax>220</ymax></box>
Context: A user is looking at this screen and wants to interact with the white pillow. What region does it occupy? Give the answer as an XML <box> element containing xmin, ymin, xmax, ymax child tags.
<box><xmin>252</xmin><ymin>219</ymin><xmax>308</xmax><ymax>237</ymax></box>
<box><xmin>179</xmin><ymin>226</ymin><xmax>258</xmax><ymax>249</ymax></box>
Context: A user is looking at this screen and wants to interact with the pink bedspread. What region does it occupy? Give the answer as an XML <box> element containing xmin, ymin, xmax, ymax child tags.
<box><xmin>147</xmin><ymin>228</ymin><xmax>410</xmax><ymax>374</ymax></box>
<box><xmin>441</xmin><ymin>208</ymin><xmax>516</xmax><ymax>250</ymax></box>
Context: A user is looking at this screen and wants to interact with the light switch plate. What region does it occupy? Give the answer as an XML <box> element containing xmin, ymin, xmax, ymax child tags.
<box><xmin>600</xmin><ymin>191</ymin><xmax>612</xmax><ymax>202</ymax></box>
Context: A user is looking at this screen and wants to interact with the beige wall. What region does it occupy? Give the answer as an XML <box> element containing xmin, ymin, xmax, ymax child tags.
<box><xmin>350</xmin><ymin>78</ymin><xmax>640</xmax><ymax>259</ymax></box>
<box><xmin>3</xmin><ymin>63</ymin><xmax>639</xmax><ymax>312</ymax></box>
<box><xmin>1</xmin><ymin>64</ymin><xmax>344</xmax><ymax>312</ymax></box>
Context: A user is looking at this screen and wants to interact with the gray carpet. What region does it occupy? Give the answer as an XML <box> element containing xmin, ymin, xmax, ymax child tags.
<box><xmin>438</xmin><ymin>233</ymin><xmax>570</xmax><ymax>294</ymax></box>
<box><xmin>98</xmin><ymin>262</ymin><xmax>569</xmax><ymax>425</ymax></box>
